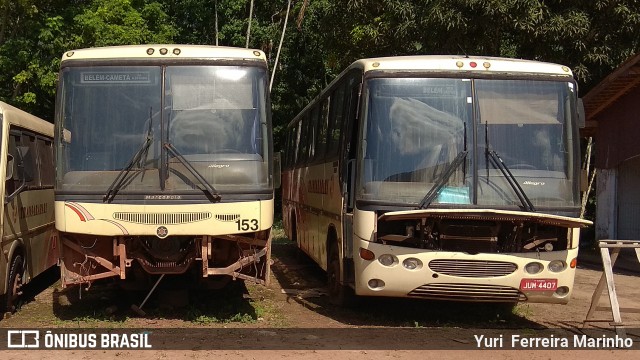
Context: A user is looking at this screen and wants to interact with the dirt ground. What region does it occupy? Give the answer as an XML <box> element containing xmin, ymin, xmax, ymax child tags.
<box><xmin>1</xmin><ymin>236</ymin><xmax>639</xmax><ymax>358</ymax></box>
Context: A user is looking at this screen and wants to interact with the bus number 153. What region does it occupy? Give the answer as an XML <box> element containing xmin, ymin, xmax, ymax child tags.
<box><xmin>236</xmin><ymin>219</ymin><xmax>259</xmax><ymax>231</ymax></box>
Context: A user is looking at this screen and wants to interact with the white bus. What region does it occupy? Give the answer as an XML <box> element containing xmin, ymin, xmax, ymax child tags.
<box><xmin>282</xmin><ymin>56</ymin><xmax>591</xmax><ymax>305</ymax></box>
<box><xmin>0</xmin><ymin>102</ymin><xmax>56</xmax><ymax>313</ymax></box>
<box><xmin>54</xmin><ymin>45</ymin><xmax>275</xmax><ymax>291</ymax></box>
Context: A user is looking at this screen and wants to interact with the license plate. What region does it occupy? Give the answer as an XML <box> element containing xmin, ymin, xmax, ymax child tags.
<box><xmin>520</xmin><ymin>279</ymin><xmax>557</xmax><ymax>291</ymax></box>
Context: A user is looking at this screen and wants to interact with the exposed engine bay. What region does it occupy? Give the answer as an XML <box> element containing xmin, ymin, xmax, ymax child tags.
<box><xmin>375</xmin><ymin>210</ymin><xmax>587</xmax><ymax>254</ymax></box>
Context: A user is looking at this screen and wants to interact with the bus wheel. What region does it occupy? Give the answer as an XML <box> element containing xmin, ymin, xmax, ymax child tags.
<box><xmin>4</xmin><ymin>255</ymin><xmax>25</xmax><ymax>313</ymax></box>
<box><xmin>327</xmin><ymin>245</ymin><xmax>356</xmax><ymax>307</ymax></box>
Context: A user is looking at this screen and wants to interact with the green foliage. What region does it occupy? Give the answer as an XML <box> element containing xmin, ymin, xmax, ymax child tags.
<box><xmin>0</xmin><ymin>0</ymin><xmax>176</xmax><ymax>118</ymax></box>
<box><xmin>0</xmin><ymin>0</ymin><xmax>639</xmax><ymax>134</ymax></box>
<box><xmin>75</xmin><ymin>0</ymin><xmax>176</xmax><ymax>46</ymax></box>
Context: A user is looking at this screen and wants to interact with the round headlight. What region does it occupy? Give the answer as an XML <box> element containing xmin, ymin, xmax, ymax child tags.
<box><xmin>378</xmin><ymin>254</ymin><xmax>398</xmax><ymax>267</ymax></box>
<box><xmin>555</xmin><ymin>286</ymin><xmax>570</xmax><ymax>297</ymax></box>
<box><xmin>548</xmin><ymin>260</ymin><xmax>566</xmax><ymax>273</ymax></box>
<box><xmin>525</xmin><ymin>262</ymin><xmax>543</xmax><ymax>274</ymax></box>
<box><xmin>403</xmin><ymin>258</ymin><xmax>423</xmax><ymax>270</ymax></box>
<box><xmin>368</xmin><ymin>279</ymin><xmax>385</xmax><ymax>290</ymax></box>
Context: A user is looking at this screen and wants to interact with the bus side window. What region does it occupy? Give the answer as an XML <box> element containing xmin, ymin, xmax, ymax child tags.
<box><xmin>22</xmin><ymin>133</ymin><xmax>40</xmax><ymax>187</ymax></box>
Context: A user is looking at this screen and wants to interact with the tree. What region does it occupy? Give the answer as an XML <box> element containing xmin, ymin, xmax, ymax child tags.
<box><xmin>0</xmin><ymin>0</ymin><xmax>176</xmax><ymax>118</ymax></box>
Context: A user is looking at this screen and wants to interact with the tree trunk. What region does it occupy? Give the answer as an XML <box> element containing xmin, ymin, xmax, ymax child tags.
<box><xmin>580</xmin><ymin>137</ymin><xmax>594</xmax><ymax>219</ymax></box>
<box><xmin>0</xmin><ymin>0</ymin><xmax>10</xmax><ymax>45</ymax></box>
<box><xmin>214</xmin><ymin>0</ymin><xmax>219</xmax><ymax>46</ymax></box>
<box><xmin>245</xmin><ymin>0</ymin><xmax>254</xmax><ymax>48</ymax></box>
<box><xmin>269</xmin><ymin>0</ymin><xmax>292</xmax><ymax>92</ymax></box>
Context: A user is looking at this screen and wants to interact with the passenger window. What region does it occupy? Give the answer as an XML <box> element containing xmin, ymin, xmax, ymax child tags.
<box><xmin>37</xmin><ymin>138</ymin><xmax>55</xmax><ymax>186</ymax></box>
<box><xmin>22</xmin><ymin>133</ymin><xmax>40</xmax><ymax>187</ymax></box>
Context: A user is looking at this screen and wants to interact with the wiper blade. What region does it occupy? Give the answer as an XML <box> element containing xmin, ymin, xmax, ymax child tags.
<box><xmin>417</xmin><ymin>150</ymin><xmax>468</xmax><ymax>209</ymax></box>
<box><xmin>104</xmin><ymin>107</ymin><xmax>154</xmax><ymax>203</ymax></box>
<box><xmin>164</xmin><ymin>143</ymin><xmax>221</xmax><ymax>202</ymax></box>
<box><xmin>486</xmin><ymin>149</ymin><xmax>535</xmax><ymax>212</ymax></box>
<box><xmin>103</xmin><ymin>136</ymin><xmax>152</xmax><ymax>203</ymax></box>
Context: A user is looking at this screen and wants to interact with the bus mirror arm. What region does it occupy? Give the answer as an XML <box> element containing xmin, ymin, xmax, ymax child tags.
<box><xmin>5</xmin><ymin>151</ymin><xmax>27</xmax><ymax>204</ymax></box>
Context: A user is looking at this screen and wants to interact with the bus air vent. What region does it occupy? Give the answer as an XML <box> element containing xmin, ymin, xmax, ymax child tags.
<box><xmin>428</xmin><ymin>259</ymin><xmax>517</xmax><ymax>278</ymax></box>
<box><xmin>408</xmin><ymin>283</ymin><xmax>526</xmax><ymax>302</ymax></box>
<box><xmin>215</xmin><ymin>214</ymin><xmax>241</xmax><ymax>222</ymax></box>
<box><xmin>113</xmin><ymin>212</ymin><xmax>211</xmax><ymax>225</ymax></box>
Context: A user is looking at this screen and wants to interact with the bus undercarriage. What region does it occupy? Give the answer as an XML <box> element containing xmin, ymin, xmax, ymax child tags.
<box><xmin>58</xmin><ymin>231</ymin><xmax>271</xmax><ymax>290</ymax></box>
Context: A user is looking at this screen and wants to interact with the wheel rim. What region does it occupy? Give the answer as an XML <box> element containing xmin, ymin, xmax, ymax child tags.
<box><xmin>8</xmin><ymin>272</ymin><xmax>23</xmax><ymax>311</ymax></box>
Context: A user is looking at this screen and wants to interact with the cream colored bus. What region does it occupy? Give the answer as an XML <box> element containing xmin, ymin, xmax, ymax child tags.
<box><xmin>0</xmin><ymin>102</ymin><xmax>56</xmax><ymax>313</ymax></box>
<box><xmin>54</xmin><ymin>45</ymin><xmax>275</xmax><ymax>292</ymax></box>
<box><xmin>282</xmin><ymin>55</ymin><xmax>591</xmax><ymax>306</ymax></box>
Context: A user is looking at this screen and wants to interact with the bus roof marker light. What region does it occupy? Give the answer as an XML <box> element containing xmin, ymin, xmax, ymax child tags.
<box><xmin>456</xmin><ymin>61</ymin><xmax>464</xmax><ymax>68</ymax></box>
<box><xmin>173</xmin><ymin>48</ymin><xmax>181</xmax><ymax>55</ymax></box>
<box><xmin>483</xmin><ymin>62</ymin><xmax>491</xmax><ymax>69</ymax></box>
<box><xmin>469</xmin><ymin>61</ymin><xmax>477</xmax><ymax>68</ymax></box>
<box><xmin>159</xmin><ymin>48</ymin><xmax>168</xmax><ymax>55</ymax></box>
<box><xmin>253</xmin><ymin>51</ymin><xmax>261</xmax><ymax>56</ymax></box>
<box><xmin>372</xmin><ymin>62</ymin><xmax>380</xmax><ymax>68</ymax></box>
<box><xmin>562</xmin><ymin>66</ymin><xmax>570</xmax><ymax>72</ymax></box>
<box><xmin>146</xmin><ymin>48</ymin><xmax>154</xmax><ymax>55</ymax></box>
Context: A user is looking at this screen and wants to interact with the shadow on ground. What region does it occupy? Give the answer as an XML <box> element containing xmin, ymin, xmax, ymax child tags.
<box><xmin>269</xmin><ymin>238</ymin><xmax>545</xmax><ymax>329</ymax></box>
<box><xmin>51</xmin><ymin>276</ymin><xmax>259</xmax><ymax>324</ymax></box>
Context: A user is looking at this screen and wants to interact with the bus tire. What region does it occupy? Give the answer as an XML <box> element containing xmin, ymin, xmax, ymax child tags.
<box><xmin>327</xmin><ymin>245</ymin><xmax>356</xmax><ymax>307</ymax></box>
<box><xmin>3</xmin><ymin>254</ymin><xmax>25</xmax><ymax>313</ymax></box>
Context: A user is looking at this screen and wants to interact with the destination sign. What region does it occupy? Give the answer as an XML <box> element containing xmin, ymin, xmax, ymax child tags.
<box><xmin>80</xmin><ymin>72</ymin><xmax>151</xmax><ymax>84</ymax></box>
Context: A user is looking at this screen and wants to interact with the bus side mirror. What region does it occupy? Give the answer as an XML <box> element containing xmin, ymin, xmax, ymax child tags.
<box><xmin>577</xmin><ymin>98</ymin><xmax>586</xmax><ymax>129</ymax></box>
<box><xmin>273</xmin><ymin>151</ymin><xmax>281</xmax><ymax>189</ymax></box>
<box><xmin>5</xmin><ymin>154</ymin><xmax>14</xmax><ymax>181</ymax></box>
<box><xmin>5</xmin><ymin>146</ymin><xmax>34</xmax><ymax>204</ymax></box>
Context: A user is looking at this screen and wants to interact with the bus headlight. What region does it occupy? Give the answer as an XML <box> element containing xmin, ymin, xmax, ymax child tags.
<box><xmin>554</xmin><ymin>286</ymin><xmax>570</xmax><ymax>297</ymax></box>
<box><xmin>403</xmin><ymin>258</ymin><xmax>423</xmax><ymax>270</ymax></box>
<box><xmin>548</xmin><ymin>260</ymin><xmax>566</xmax><ymax>273</ymax></box>
<box><xmin>378</xmin><ymin>254</ymin><xmax>398</xmax><ymax>267</ymax></box>
<box><xmin>525</xmin><ymin>262</ymin><xmax>543</xmax><ymax>274</ymax></box>
<box><xmin>368</xmin><ymin>279</ymin><xmax>385</xmax><ymax>290</ymax></box>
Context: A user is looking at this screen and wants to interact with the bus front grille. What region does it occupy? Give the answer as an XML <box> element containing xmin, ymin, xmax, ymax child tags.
<box><xmin>428</xmin><ymin>259</ymin><xmax>517</xmax><ymax>277</ymax></box>
<box><xmin>113</xmin><ymin>212</ymin><xmax>211</xmax><ymax>225</ymax></box>
<box><xmin>215</xmin><ymin>213</ymin><xmax>240</xmax><ymax>222</ymax></box>
<box><xmin>408</xmin><ymin>283</ymin><xmax>526</xmax><ymax>302</ymax></box>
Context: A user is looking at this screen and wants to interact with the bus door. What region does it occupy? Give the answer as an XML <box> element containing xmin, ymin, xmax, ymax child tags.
<box><xmin>341</xmin><ymin>74</ymin><xmax>362</xmax><ymax>284</ymax></box>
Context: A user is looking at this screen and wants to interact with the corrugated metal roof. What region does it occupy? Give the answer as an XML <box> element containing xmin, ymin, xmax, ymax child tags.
<box><xmin>583</xmin><ymin>53</ymin><xmax>640</xmax><ymax>123</ymax></box>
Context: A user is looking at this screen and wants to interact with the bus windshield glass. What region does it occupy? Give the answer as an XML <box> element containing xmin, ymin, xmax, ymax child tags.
<box><xmin>359</xmin><ymin>77</ymin><xmax>579</xmax><ymax>210</ymax></box>
<box><xmin>56</xmin><ymin>65</ymin><xmax>270</xmax><ymax>195</ymax></box>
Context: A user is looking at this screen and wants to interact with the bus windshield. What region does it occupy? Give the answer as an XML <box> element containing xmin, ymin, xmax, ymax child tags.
<box><xmin>56</xmin><ymin>65</ymin><xmax>270</xmax><ymax>195</ymax></box>
<box><xmin>359</xmin><ymin>77</ymin><xmax>579</xmax><ymax>211</ymax></box>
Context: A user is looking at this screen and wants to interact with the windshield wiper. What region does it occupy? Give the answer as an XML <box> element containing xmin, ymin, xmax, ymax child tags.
<box><xmin>486</xmin><ymin>149</ymin><xmax>535</xmax><ymax>212</ymax></box>
<box><xmin>164</xmin><ymin>143</ymin><xmax>221</xmax><ymax>203</ymax></box>
<box><xmin>417</xmin><ymin>150</ymin><xmax>468</xmax><ymax>209</ymax></box>
<box><xmin>104</xmin><ymin>108</ymin><xmax>154</xmax><ymax>203</ymax></box>
<box><xmin>103</xmin><ymin>135</ymin><xmax>153</xmax><ymax>203</ymax></box>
